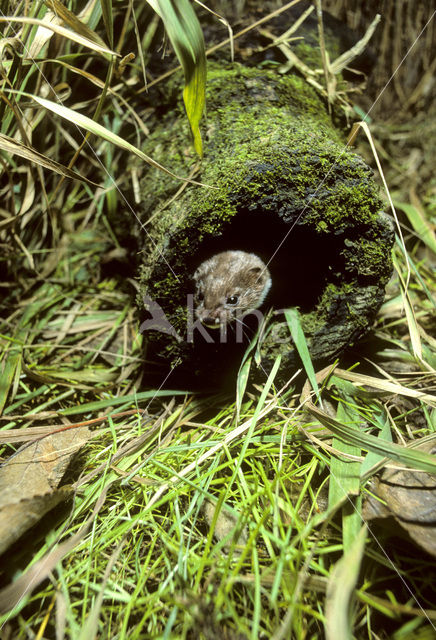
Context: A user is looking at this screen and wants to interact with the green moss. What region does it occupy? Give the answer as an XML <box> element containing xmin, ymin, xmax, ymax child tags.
<box><xmin>342</xmin><ymin>236</ymin><xmax>392</xmax><ymax>278</ymax></box>
<box><xmin>293</xmin><ymin>41</ymin><xmax>322</xmax><ymax>69</ymax></box>
<box><xmin>316</xmin><ymin>281</ymin><xmax>355</xmax><ymax>316</ymax></box>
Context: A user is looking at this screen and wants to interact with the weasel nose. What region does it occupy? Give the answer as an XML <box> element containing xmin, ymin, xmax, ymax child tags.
<box><xmin>204</xmin><ymin>313</ymin><xmax>220</xmax><ymax>323</ymax></box>
<box><xmin>199</xmin><ymin>309</ymin><xmax>221</xmax><ymax>327</ymax></box>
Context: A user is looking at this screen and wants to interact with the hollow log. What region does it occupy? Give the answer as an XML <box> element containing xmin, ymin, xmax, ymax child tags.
<box><xmin>136</xmin><ymin>63</ymin><xmax>394</xmax><ymax>386</ymax></box>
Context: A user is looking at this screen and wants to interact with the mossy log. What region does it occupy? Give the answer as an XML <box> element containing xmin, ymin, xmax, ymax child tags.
<box><xmin>136</xmin><ymin>63</ymin><xmax>394</xmax><ymax>386</ymax></box>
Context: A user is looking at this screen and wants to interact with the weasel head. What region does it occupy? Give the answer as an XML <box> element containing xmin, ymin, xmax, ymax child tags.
<box><xmin>193</xmin><ymin>251</ymin><xmax>271</xmax><ymax>328</ymax></box>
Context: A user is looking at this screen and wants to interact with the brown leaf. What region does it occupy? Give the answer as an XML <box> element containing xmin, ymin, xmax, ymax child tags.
<box><xmin>0</xmin><ymin>426</ymin><xmax>90</xmax><ymax>554</ymax></box>
<box><xmin>0</xmin><ymin>483</ymin><xmax>111</xmax><ymax>614</ymax></box>
<box><xmin>363</xmin><ymin>439</ymin><xmax>436</xmax><ymax>558</ymax></box>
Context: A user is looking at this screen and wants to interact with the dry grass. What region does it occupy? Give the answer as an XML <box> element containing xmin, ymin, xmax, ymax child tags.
<box><xmin>0</xmin><ymin>2</ymin><xmax>435</xmax><ymax>638</ymax></box>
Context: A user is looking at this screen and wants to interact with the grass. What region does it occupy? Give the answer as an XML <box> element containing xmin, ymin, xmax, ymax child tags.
<box><xmin>1</xmin><ymin>1</ymin><xmax>436</xmax><ymax>638</ymax></box>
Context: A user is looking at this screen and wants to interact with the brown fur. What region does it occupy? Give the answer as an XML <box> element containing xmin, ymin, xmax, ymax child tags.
<box><xmin>193</xmin><ymin>251</ymin><xmax>272</xmax><ymax>327</ymax></box>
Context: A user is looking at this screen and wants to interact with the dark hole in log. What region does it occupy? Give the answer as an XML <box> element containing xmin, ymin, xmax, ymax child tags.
<box><xmin>187</xmin><ymin>208</ymin><xmax>345</xmax><ymax>313</ymax></box>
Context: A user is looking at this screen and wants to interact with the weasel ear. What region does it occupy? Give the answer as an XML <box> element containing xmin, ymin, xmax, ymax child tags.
<box><xmin>248</xmin><ymin>266</ymin><xmax>262</xmax><ymax>276</ymax></box>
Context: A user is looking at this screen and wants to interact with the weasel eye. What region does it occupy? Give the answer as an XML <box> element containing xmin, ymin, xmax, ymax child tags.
<box><xmin>226</xmin><ymin>295</ymin><xmax>239</xmax><ymax>305</ymax></box>
<box><xmin>197</xmin><ymin>292</ymin><xmax>204</xmax><ymax>302</ymax></box>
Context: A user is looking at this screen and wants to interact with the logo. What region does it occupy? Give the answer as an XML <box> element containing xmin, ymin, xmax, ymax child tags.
<box><xmin>140</xmin><ymin>295</ymin><xmax>291</xmax><ymax>344</ymax></box>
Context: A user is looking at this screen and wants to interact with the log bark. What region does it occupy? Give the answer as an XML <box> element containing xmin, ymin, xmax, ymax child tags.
<box><xmin>136</xmin><ymin>62</ymin><xmax>394</xmax><ymax>386</ymax></box>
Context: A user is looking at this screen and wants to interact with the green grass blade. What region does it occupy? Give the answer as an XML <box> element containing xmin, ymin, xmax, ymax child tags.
<box><xmin>284</xmin><ymin>308</ymin><xmax>321</xmax><ymax>402</ymax></box>
<box><xmin>360</xmin><ymin>406</ymin><xmax>392</xmax><ymax>477</ymax></box>
<box><xmin>58</xmin><ymin>390</ymin><xmax>188</xmax><ymax>416</ymax></box>
<box><xmin>325</xmin><ymin>525</ymin><xmax>367</xmax><ymax>640</ymax></box>
<box><xmin>235</xmin><ymin>321</ymin><xmax>264</xmax><ymax>419</ymax></box>
<box><xmin>394</xmin><ymin>200</ymin><xmax>436</xmax><ymax>254</ymax></box>
<box><xmin>152</xmin><ymin>0</ymin><xmax>206</xmax><ymax>156</ymax></box>
<box><xmin>0</xmin><ymin>339</ymin><xmax>23</xmax><ymax>414</ymax></box>
<box><xmin>307</xmin><ymin>401</ymin><xmax>436</xmax><ymax>473</ymax></box>
<box><xmin>98</xmin><ymin>0</ymin><xmax>114</xmax><ymax>48</ymax></box>
<box><xmin>45</xmin><ymin>0</ymin><xmax>109</xmax><ymax>51</ymax></box>
<box><xmin>328</xmin><ymin>401</ymin><xmax>362</xmax><ymax>552</ymax></box>
<box><xmin>235</xmin><ymin>355</ymin><xmax>252</xmax><ymax>422</ymax></box>
<box><xmin>182</xmin><ymin>50</ymin><xmax>206</xmax><ymax>158</ymax></box>
<box><xmin>232</xmin><ymin>355</ymin><xmax>281</xmax><ymax>481</ymax></box>
<box><xmin>395</xmin><ymin>235</ymin><xmax>436</xmax><ymax>308</ymax></box>
<box><xmin>29</xmin><ymin>95</ymin><xmax>205</xmax><ymax>183</ymax></box>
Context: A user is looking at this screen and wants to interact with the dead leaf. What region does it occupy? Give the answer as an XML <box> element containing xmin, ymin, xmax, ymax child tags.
<box><xmin>363</xmin><ymin>439</ymin><xmax>436</xmax><ymax>558</ymax></box>
<box><xmin>0</xmin><ymin>426</ymin><xmax>90</xmax><ymax>554</ymax></box>
<box><xmin>202</xmin><ymin>498</ymin><xmax>248</xmax><ymax>551</ymax></box>
<box><xmin>0</xmin><ymin>483</ymin><xmax>111</xmax><ymax>614</ymax></box>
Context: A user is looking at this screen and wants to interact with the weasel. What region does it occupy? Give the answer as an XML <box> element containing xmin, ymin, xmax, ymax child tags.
<box><xmin>193</xmin><ymin>250</ymin><xmax>272</xmax><ymax>328</ymax></box>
